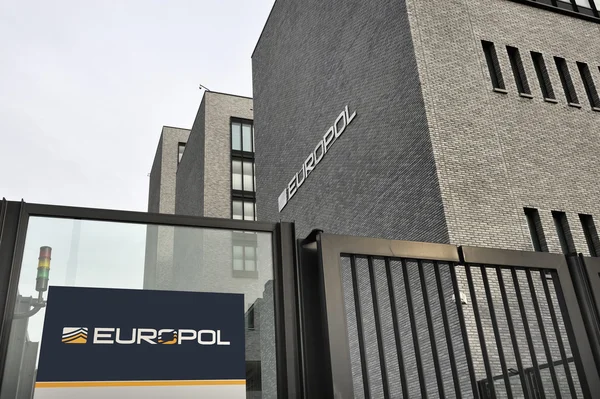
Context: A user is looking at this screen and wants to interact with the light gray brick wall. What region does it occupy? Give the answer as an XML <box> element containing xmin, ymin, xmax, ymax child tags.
<box><xmin>202</xmin><ymin>92</ymin><xmax>253</xmax><ymax>219</ymax></box>
<box><xmin>407</xmin><ymin>0</ymin><xmax>600</xmax><ymax>255</ymax></box>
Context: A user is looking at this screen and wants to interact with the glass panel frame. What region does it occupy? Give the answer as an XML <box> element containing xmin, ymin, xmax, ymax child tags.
<box><xmin>0</xmin><ymin>202</ymin><xmax>294</xmax><ymax>398</ymax></box>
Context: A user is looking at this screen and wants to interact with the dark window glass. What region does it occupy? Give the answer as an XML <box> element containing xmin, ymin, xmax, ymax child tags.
<box><xmin>555</xmin><ymin>57</ymin><xmax>579</xmax><ymax>104</ymax></box>
<box><xmin>577</xmin><ymin>62</ymin><xmax>600</xmax><ymax>108</ymax></box>
<box><xmin>524</xmin><ymin>208</ymin><xmax>548</xmax><ymax>252</ymax></box>
<box><xmin>552</xmin><ymin>211</ymin><xmax>576</xmax><ymax>254</ymax></box>
<box><xmin>531</xmin><ymin>52</ymin><xmax>555</xmax><ymax>100</ymax></box>
<box><xmin>507</xmin><ymin>46</ymin><xmax>531</xmax><ymax>95</ymax></box>
<box><xmin>580</xmin><ymin>214</ymin><xmax>600</xmax><ymax>256</ymax></box>
<box><xmin>482</xmin><ymin>41</ymin><xmax>505</xmax><ymax>90</ymax></box>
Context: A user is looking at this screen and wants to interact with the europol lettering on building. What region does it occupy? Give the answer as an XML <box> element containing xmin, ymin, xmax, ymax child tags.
<box><xmin>278</xmin><ymin>105</ymin><xmax>357</xmax><ymax>212</ymax></box>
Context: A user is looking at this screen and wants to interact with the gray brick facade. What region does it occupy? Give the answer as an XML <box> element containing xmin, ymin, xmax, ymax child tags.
<box><xmin>253</xmin><ymin>0</ymin><xmax>600</xmax><ymax>396</ymax></box>
<box><xmin>252</xmin><ymin>0</ymin><xmax>449</xmax><ymax>244</ymax></box>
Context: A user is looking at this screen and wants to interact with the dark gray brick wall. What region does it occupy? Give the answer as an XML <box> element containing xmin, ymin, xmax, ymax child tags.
<box><xmin>252</xmin><ymin>0</ymin><xmax>449</xmax><ymax>243</ymax></box>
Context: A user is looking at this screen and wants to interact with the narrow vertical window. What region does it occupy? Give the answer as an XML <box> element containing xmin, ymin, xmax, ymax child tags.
<box><xmin>507</xmin><ymin>46</ymin><xmax>531</xmax><ymax>96</ymax></box>
<box><xmin>231</xmin><ymin>119</ymin><xmax>256</xmax><ymax>221</ymax></box>
<box><xmin>580</xmin><ymin>214</ymin><xmax>600</xmax><ymax>256</ymax></box>
<box><xmin>554</xmin><ymin>57</ymin><xmax>580</xmax><ymax>106</ymax></box>
<box><xmin>482</xmin><ymin>41</ymin><xmax>506</xmax><ymax>91</ymax></box>
<box><xmin>577</xmin><ymin>62</ymin><xmax>600</xmax><ymax>109</ymax></box>
<box><xmin>177</xmin><ymin>143</ymin><xmax>185</xmax><ymax>164</ymax></box>
<box><xmin>524</xmin><ymin>208</ymin><xmax>548</xmax><ymax>252</ymax></box>
<box><xmin>531</xmin><ymin>52</ymin><xmax>556</xmax><ymax>101</ymax></box>
<box><xmin>552</xmin><ymin>211</ymin><xmax>576</xmax><ymax>254</ymax></box>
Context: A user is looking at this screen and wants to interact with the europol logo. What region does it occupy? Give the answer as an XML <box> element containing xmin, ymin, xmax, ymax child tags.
<box><xmin>62</xmin><ymin>327</ymin><xmax>88</xmax><ymax>344</ymax></box>
<box><xmin>157</xmin><ymin>329</ymin><xmax>178</xmax><ymax>344</ymax></box>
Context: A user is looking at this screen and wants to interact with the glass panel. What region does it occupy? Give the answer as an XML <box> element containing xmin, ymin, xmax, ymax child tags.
<box><xmin>232</xmin><ymin>160</ymin><xmax>243</xmax><ymax>191</ymax></box>
<box><xmin>245</xmin><ymin>246</ymin><xmax>256</xmax><ymax>262</ymax></box>
<box><xmin>242</xmin><ymin>124</ymin><xmax>253</xmax><ymax>152</ymax></box>
<box><xmin>575</xmin><ymin>0</ymin><xmax>591</xmax><ymax>8</ymax></box>
<box><xmin>0</xmin><ymin>216</ymin><xmax>276</xmax><ymax>398</ymax></box>
<box><xmin>231</xmin><ymin>122</ymin><xmax>242</xmax><ymax>151</ymax></box>
<box><xmin>232</xmin><ymin>200</ymin><xmax>243</xmax><ymax>220</ymax></box>
<box><xmin>243</xmin><ymin>161</ymin><xmax>254</xmax><ymax>192</ymax></box>
<box><xmin>244</xmin><ymin>201</ymin><xmax>255</xmax><ymax>221</ymax></box>
<box><xmin>253</xmin><ymin>164</ymin><xmax>256</xmax><ymax>192</ymax></box>
<box><xmin>178</xmin><ymin>144</ymin><xmax>185</xmax><ymax>163</ymax></box>
<box><xmin>245</xmin><ymin>260</ymin><xmax>256</xmax><ymax>272</ymax></box>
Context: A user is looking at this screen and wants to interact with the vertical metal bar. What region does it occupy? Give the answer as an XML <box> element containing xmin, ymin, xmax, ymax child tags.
<box><xmin>481</xmin><ymin>266</ymin><xmax>513</xmax><ymax>397</ymax></box>
<box><xmin>384</xmin><ymin>258</ymin><xmax>409</xmax><ymax>398</ymax></box>
<box><xmin>496</xmin><ymin>267</ymin><xmax>530</xmax><ymax>398</ymax></box>
<box><xmin>0</xmin><ymin>201</ymin><xmax>28</xmax><ymax>383</ymax></box>
<box><xmin>417</xmin><ymin>260</ymin><xmax>446</xmax><ymax>398</ymax></box>
<box><xmin>434</xmin><ymin>262</ymin><xmax>462</xmax><ymax>398</ymax></box>
<box><xmin>526</xmin><ymin>269</ymin><xmax>562</xmax><ymax>398</ymax></box>
<box><xmin>449</xmin><ymin>263</ymin><xmax>480</xmax><ymax>398</ymax></box>
<box><xmin>511</xmin><ymin>268</ymin><xmax>546</xmax><ymax>399</ymax></box>
<box><xmin>401</xmin><ymin>258</ymin><xmax>428</xmax><ymax>398</ymax></box>
<box><xmin>465</xmin><ymin>265</ymin><xmax>497</xmax><ymax>399</ymax></box>
<box><xmin>540</xmin><ymin>271</ymin><xmax>577</xmax><ymax>397</ymax></box>
<box><xmin>553</xmin><ymin>263</ymin><xmax>600</xmax><ymax>398</ymax></box>
<box><xmin>367</xmin><ymin>257</ymin><xmax>390</xmax><ymax>399</ymax></box>
<box><xmin>350</xmin><ymin>255</ymin><xmax>371</xmax><ymax>399</ymax></box>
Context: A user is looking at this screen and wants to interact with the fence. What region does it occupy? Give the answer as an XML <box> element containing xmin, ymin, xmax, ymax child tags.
<box><xmin>298</xmin><ymin>233</ymin><xmax>600</xmax><ymax>398</ymax></box>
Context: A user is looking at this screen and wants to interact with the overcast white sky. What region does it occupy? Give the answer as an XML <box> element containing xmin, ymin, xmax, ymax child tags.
<box><xmin>0</xmin><ymin>0</ymin><xmax>275</xmax><ymax>212</ymax></box>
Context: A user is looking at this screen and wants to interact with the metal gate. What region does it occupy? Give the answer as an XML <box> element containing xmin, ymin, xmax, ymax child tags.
<box><xmin>298</xmin><ymin>233</ymin><xmax>600</xmax><ymax>398</ymax></box>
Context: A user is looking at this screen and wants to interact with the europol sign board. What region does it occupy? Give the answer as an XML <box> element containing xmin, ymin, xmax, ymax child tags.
<box><xmin>34</xmin><ymin>286</ymin><xmax>245</xmax><ymax>399</ymax></box>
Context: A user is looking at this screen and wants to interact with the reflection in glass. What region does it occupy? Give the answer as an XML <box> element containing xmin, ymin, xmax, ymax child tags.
<box><xmin>242</xmin><ymin>124</ymin><xmax>252</xmax><ymax>152</ymax></box>
<box><xmin>0</xmin><ymin>216</ymin><xmax>277</xmax><ymax>399</ymax></box>
<box><xmin>244</xmin><ymin>202</ymin><xmax>255</xmax><ymax>221</ymax></box>
<box><xmin>232</xmin><ymin>160</ymin><xmax>243</xmax><ymax>190</ymax></box>
<box><xmin>243</xmin><ymin>161</ymin><xmax>254</xmax><ymax>192</ymax></box>
<box><xmin>232</xmin><ymin>200</ymin><xmax>243</xmax><ymax>220</ymax></box>
<box><xmin>232</xmin><ymin>122</ymin><xmax>242</xmax><ymax>151</ymax></box>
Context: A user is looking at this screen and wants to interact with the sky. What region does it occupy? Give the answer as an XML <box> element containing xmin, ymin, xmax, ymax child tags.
<box><xmin>0</xmin><ymin>0</ymin><xmax>276</xmax><ymax>212</ymax></box>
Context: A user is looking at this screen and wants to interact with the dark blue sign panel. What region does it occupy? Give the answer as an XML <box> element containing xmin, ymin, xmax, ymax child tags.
<box><xmin>36</xmin><ymin>286</ymin><xmax>245</xmax><ymax>383</ymax></box>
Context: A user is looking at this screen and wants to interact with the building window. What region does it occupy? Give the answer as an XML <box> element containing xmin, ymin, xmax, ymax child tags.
<box><xmin>246</xmin><ymin>305</ymin><xmax>256</xmax><ymax>330</ymax></box>
<box><xmin>554</xmin><ymin>57</ymin><xmax>580</xmax><ymax>106</ymax></box>
<box><xmin>524</xmin><ymin>208</ymin><xmax>548</xmax><ymax>252</ymax></box>
<box><xmin>505</xmin><ymin>1</ymin><xmax>600</xmax><ymax>23</ymax></box>
<box><xmin>231</xmin><ymin>119</ymin><xmax>256</xmax><ymax>221</ymax></box>
<box><xmin>177</xmin><ymin>143</ymin><xmax>185</xmax><ymax>164</ymax></box>
<box><xmin>482</xmin><ymin>41</ymin><xmax>506</xmax><ymax>92</ymax></box>
<box><xmin>577</xmin><ymin>62</ymin><xmax>600</xmax><ymax>109</ymax></box>
<box><xmin>233</xmin><ymin>231</ymin><xmax>258</xmax><ymax>278</ymax></box>
<box><xmin>507</xmin><ymin>46</ymin><xmax>531</xmax><ymax>96</ymax></box>
<box><xmin>552</xmin><ymin>211</ymin><xmax>576</xmax><ymax>254</ymax></box>
<box><xmin>531</xmin><ymin>52</ymin><xmax>556</xmax><ymax>101</ymax></box>
<box><xmin>580</xmin><ymin>214</ymin><xmax>600</xmax><ymax>256</ymax></box>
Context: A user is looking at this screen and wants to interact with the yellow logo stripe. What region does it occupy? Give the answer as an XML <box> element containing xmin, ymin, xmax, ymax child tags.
<box><xmin>35</xmin><ymin>380</ymin><xmax>246</xmax><ymax>388</ymax></box>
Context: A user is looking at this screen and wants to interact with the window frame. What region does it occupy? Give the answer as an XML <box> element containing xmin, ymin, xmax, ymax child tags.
<box><xmin>506</xmin><ymin>0</ymin><xmax>600</xmax><ymax>23</ymax></box>
<box><xmin>232</xmin><ymin>231</ymin><xmax>259</xmax><ymax>278</ymax></box>
<box><xmin>531</xmin><ymin>51</ymin><xmax>556</xmax><ymax>102</ymax></box>
<box><xmin>230</xmin><ymin>118</ymin><xmax>256</xmax><ymax>222</ymax></box>
<box><xmin>507</xmin><ymin>46</ymin><xmax>532</xmax><ymax>97</ymax></box>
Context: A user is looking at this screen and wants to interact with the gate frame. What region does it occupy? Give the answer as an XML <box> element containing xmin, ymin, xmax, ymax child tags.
<box><xmin>0</xmin><ymin>200</ymin><xmax>300</xmax><ymax>398</ymax></box>
<box><xmin>312</xmin><ymin>232</ymin><xmax>600</xmax><ymax>398</ymax></box>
